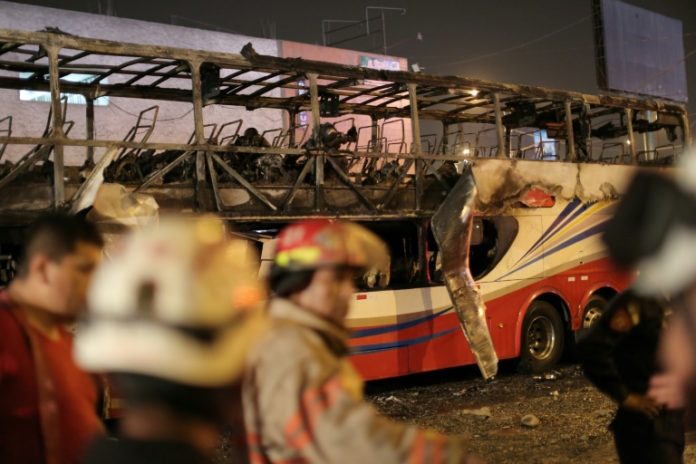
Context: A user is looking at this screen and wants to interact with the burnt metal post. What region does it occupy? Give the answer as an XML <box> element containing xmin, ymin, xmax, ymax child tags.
<box><xmin>308</xmin><ymin>73</ymin><xmax>324</xmax><ymax>211</ymax></box>
<box><xmin>584</xmin><ymin>102</ymin><xmax>593</xmax><ymax>160</ymax></box>
<box><xmin>493</xmin><ymin>93</ymin><xmax>505</xmax><ymax>158</ymax></box>
<box><xmin>408</xmin><ymin>83</ymin><xmax>423</xmax><ymax>210</ymax></box>
<box><xmin>47</xmin><ymin>45</ymin><xmax>64</xmax><ymax>207</ymax></box>
<box><xmin>190</xmin><ymin>60</ymin><xmax>210</xmax><ymax>211</ymax></box>
<box><xmin>417</xmin><ymin>219</ymin><xmax>428</xmax><ymax>285</ymax></box>
<box><xmin>683</xmin><ymin>112</ymin><xmax>692</xmax><ymax>148</ymax></box>
<box><xmin>85</xmin><ymin>97</ymin><xmax>95</xmax><ymax>165</ymax></box>
<box><xmin>371</xmin><ymin>116</ymin><xmax>379</xmax><ymax>151</ymax></box>
<box><xmin>288</xmin><ymin>109</ymin><xmax>297</xmax><ymax>147</ymax></box>
<box><xmin>625</xmin><ymin>108</ymin><xmax>637</xmax><ymax>164</ymax></box>
<box><xmin>441</xmin><ymin>122</ymin><xmax>449</xmax><ymax>154</ymax></box>
<box><xmin>564</xmin><ymin>99</ymin><xmax>576</xmax><ymax>162</ymax></box>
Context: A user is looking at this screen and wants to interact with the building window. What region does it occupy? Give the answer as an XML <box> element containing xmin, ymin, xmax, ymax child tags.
<box><xmin>19</xmin><ymin>72</ymin><xmax>109</xmax><ymax>106</ymax></box>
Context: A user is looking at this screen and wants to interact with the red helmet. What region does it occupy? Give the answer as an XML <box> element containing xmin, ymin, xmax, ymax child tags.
<box><xmin>274</xmin><ymin>219</ymin><xmax>389</xmax><ymax>276</ymax></box>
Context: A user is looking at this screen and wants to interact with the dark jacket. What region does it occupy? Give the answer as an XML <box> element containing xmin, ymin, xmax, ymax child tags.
<box><xmin>578</xmin><ymin>289</ymin><xmax>665</xmax><ymax>403</ymax></box>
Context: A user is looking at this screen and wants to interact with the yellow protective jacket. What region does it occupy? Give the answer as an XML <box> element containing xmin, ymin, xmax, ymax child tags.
<box><xmin>242</xmin><ymin>298</ymin><xmax>475</xmax><ymax>464</ymax></box>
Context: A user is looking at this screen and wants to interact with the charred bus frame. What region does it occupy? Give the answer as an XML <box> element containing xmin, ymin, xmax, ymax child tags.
<box><xmin>0</xmin><ymin>28</ymin><xmax>690</xmax><ymax>223</ymax></box>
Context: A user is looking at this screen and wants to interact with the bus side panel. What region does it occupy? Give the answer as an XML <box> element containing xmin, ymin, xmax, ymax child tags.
<box><xmin>351</xmin><ymin>350</ymin><xmax>409</xmax><ymax>380</ymax></box>
<box><xmin>406</xmin><ymin>312</ymin><xmax>475</xmax><ymax>374</ymax></box>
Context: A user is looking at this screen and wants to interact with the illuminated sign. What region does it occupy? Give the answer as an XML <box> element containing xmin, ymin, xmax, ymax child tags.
<box><xmin>359</xmin><ymin>56</ymin><xmax>401</xmax><ymax>71</ymax></box>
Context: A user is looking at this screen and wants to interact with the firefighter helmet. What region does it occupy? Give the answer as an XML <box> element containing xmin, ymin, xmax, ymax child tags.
<box><xmin>74</xmin><ymin>215</ymin><xmax>266</xmax><ymax>387</ymax></box>
<box><xmin>604</xmin><ymin>151</ymin><xmax>696</xmax><ymax>296</ymax></box>
<box><xmin>274</xmin><ymin>219</ymin><xmax>389</xmax><ymax>281</ymax></box>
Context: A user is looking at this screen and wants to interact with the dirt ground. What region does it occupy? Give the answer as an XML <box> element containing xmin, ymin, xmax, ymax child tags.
<box><xmin>366</xmin><ymin>363</ymin><xmax>696</xmax><ymax>463</ymax></box>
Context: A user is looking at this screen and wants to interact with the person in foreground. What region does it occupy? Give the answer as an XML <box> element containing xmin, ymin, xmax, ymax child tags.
<box><xmin>76</xmin><ymin>216</ymin><xmax>267</xmax><ymax>464</ymax></box>
<box><xmin>243</xmin><ymin>219</ymin><xmax>482</xmax><ymax>464</ymax></box>
<box><xmin>593</xmin><ymin>152</ymin><xmax>696</xmax><ymax>463</ymax></box>
<box><xmin>579</xmin><ymin>288</ymin><xmax>683</xmax><ymax>463</ymax></box>
<box><xmin>0</xmin><ymin>213</ymin><xmax>104</xmax><ymax>464</ymax></box>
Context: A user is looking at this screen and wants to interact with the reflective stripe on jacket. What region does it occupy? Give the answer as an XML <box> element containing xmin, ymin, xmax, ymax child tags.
<box><xmin>242</xmin><ymin>298</ymin><xmax>474</xmax><ymax>464</ymax></box>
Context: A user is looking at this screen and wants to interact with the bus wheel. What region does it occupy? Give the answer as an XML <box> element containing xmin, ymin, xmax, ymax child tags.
<box><xmin>519</xmin><ymin>301</ymin><xmax>564</xmax><ymax>374</ymax></box>
<box><xmin>574</xmin><ymin>295</ymin><xmax>608</xmax><ymax>343</ymax></box>
<box><xmin>582</xmin><ymin>296</ymin><xmax>607</xmax><ymax>330</ymax></box>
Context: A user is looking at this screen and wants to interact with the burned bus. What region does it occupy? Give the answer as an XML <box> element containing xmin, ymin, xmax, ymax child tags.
<box><xmin>0</xmin><ymin>28</ymin><xmax>690</xmax><ymax>378</ymax></box>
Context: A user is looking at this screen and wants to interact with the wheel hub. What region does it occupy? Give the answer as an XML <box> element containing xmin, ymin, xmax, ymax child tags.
<box><xmin>583</xmin><ymin>307</ymin><xmax>603</xmax><ymax>329</ymax></box>
<box><xmin>526</xmin><ymin>315</ymin><xmax>556</xmax><ymax>360</ymax></box>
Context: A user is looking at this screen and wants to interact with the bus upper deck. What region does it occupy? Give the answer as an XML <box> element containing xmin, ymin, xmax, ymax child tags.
<box><xmin>0</xmin><ymin>27</ymin><xmax>689</xmax><ymax>226</ymax></box>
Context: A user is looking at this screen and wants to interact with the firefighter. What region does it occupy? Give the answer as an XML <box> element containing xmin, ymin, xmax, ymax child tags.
<box><xmin>74</xmin><ymin>216</ymin><xmax>267</xmax><ymax>464</ymax></box>
<box><xmin>578</xmin><ymin>289</ymin><xmax>684</xmax><ymax>463</ymax></box>
<box><xmin>243</xmin><ymin>219</ymin><xmax>481</xmax><ymax>464</ymax></box>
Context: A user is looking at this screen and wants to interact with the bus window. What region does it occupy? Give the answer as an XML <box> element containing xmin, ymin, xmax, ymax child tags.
<box><xmin>635</xmin><ymin>110</ymin><xmax>685</xmax><ymax>166</ymax></box>
<box><xmin>427</xmin><ymin>216</ymin><xmax>518</xmax><ymax>283</ymax></box>
<box><xmin>356</xmin><ymin>221</ymin><xmax>421</xmax><ymax>291</ymax></box>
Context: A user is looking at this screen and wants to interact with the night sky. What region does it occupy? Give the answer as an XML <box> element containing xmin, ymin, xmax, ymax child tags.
<box><xmin>9</xmin><ymin>0</ymin><xmax>696</xmax><ymax>122</ymax></box>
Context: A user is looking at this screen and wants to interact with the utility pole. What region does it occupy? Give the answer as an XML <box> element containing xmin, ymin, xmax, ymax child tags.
<box><xmin>321</xmin><ymin>6</ymin><xmax>406</xmax><ymax>53</ymax></box>
<box><xmin>365</xmin><ymin>6</ymin><xmax>406</xmax><ymax>54</ymax></box>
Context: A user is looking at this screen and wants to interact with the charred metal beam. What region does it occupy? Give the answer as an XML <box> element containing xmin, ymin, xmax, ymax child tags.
<box><xmin>625</xmin><ymin>108</ymin><xmax>637</xmax><ymax>164</ymax></box>
<box><xmin>86</xmin><ymin>98</ymin><xmax>94</xmax><ymax>164</ymax></box>
<box><xmin>135</xmin><ymin>150</ymin><xmax>195</xmax><ymax>191</ymax></box>
<box><xmin>248</xmin><ymin>72</ymin><xmax>302</xmax><ymax>98</ymax></box>
<box><xmin>0</xmin><ymin>145</ymin><xmax>53</xmax><ymax>193</ymax></box>
<box><xmin>222</xmin><ymin>70</ymin><xmax>284</xmax><ymax>96</ymax></box>
<box><xmin>324</xmin><ymin>156</ymin><xmax>377</xmax><ymax>212</ymax></box>
<box><xmin>91</xmin><ymin>56</ymin><xmax>157</xmax><ymax>84</ymax></box>
<box><xmin>125</xmin><ymin>61</ymin><xmax>181</xmax><ymax>86</ymax></box>
<box><xmin>205</xmin><ymin>153</ymin><xmax>223</xmax><ymax>212</ymax></box>
<box><xmin>210</xmin><ymin>154</ymin><xmax>277</xmax><ymax>211</ymax></box>
<box><xmin>68</xmin><ymin>146</ymin><xmax>119</xmax><ymax>213</ymax></box>
<box><xmin>565</xmin><ymin>99</ymin><xmax>576</xmax><ymax>162</ymax></box>
<box><xmin>340</xmin><ymin>82</ymin><xmax>396</xmax><ymax>103</ymax></box>
<box><xmin>377</xmin><ymin>158</ymin><xmax>414</xmax><ymax>210</ymax></box>
<box><xmin>308</xmin><ymin>73</ymin><xmax>324</xmax><ymax>211</ymax></box>
<box><xmin>47</xmin><ymin>46</ymin><xmax>64</xmax><ymax>207</ymax></box>
<box><xmin>189</xmin><ymin>60</ymin><xmax>213</xmax><ymax>212</ymax></box>
<box><xmin>281</xmin><ymin>158</ymin><xmax>314</xmax><ymax>212</ymax></box>
<box><xmin>493</xmin><ymin>93</ymin><xmax>505</xmax><ymax>158</ymax></box>
<box><xmin>409</xmin><ymin>83</ymin><xmax>423</xmax><ymax>210</ymax></box>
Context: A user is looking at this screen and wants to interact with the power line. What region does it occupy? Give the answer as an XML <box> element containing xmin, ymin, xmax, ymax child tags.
<box><xmin>439</xmin><ymin>15</ymin><xmax>592</xmax><ymax>67</ymax></box>
<box><xmin>109</xmin><ymin>100</ymin><xmax>194</xmax><ymax>122</ymax></box>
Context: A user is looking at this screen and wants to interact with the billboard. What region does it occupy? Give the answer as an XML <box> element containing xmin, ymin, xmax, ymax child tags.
<box><xmin>593</xmin><ymin>0</ymin><xmax>687</xmax><ymax>102</ymax></box>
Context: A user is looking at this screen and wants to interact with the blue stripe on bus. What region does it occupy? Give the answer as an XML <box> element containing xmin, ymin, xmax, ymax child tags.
<box><xmin>351</xmin><ymin>327</ymin><xmax>460</xmax><ymax>354</ymax></box>
<box><xmin>514</xmin><ymin>198</ymin><xmax>581</xmax><ymax>265</ymax></box>
<box><xmin>351</xmin><ymin>306</ymin><xmax>454</xmax><ymax>338</ymax></box>
<box><xmin>496</xmin><ymin>220</ymin><xmax>607</xmax><ymax>281</ymax></box>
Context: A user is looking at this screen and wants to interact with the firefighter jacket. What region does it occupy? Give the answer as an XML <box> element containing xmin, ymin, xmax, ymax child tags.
<box><xmin>242</xmin><ymin>298</ymin><xmax>475</xmax><ymax>464</ymax></box>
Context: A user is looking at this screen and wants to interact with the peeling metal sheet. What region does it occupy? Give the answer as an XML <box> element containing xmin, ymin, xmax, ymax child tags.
<box><xmin>432</xmin><ymin>168</ymin><xmax>498</xmax><ymax>380</ymax></box>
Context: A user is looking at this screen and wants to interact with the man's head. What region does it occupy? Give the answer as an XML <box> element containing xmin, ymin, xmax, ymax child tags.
<box><xmin>13</xmin><ymin>213</ymin><xmax>103</xmax><ymax>320</ymax></box>
<box><xmin>269</xmin><ymin>219</ymin><xmax>389</xmax><ymax>325</ymax></box>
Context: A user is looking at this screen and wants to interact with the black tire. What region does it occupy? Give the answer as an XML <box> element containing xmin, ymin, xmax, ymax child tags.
<box><xmin>574</xmin><ymin>295</ymin><xmax>608</xmax><ymax>344</ymax></box>
<box><xmin>518</xmin><ymin>301</ymin><xmax>565</xmax><ymax>374</ymax></box>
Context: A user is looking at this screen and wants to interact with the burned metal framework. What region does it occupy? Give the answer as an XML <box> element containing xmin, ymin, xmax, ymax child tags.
<box><xmin>0</xmin><ymin>28</ymin><xmax>690</xmax><ymax>225</ymax></box>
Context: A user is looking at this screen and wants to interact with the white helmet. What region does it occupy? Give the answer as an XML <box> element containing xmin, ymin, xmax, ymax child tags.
<box><xmin>604</xmin><ymin>150</ymin><xmax>696</xmax><ymax>296</ymax></box>
<box><xmin>635</xmin><ymin>152</ymin><xmax>696</xmax><ymax>296</ymax></box>
<box><xmin>75</xmin><ymin>215</ymin><xmax>266</xmax><ymax>387</ymax></box>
